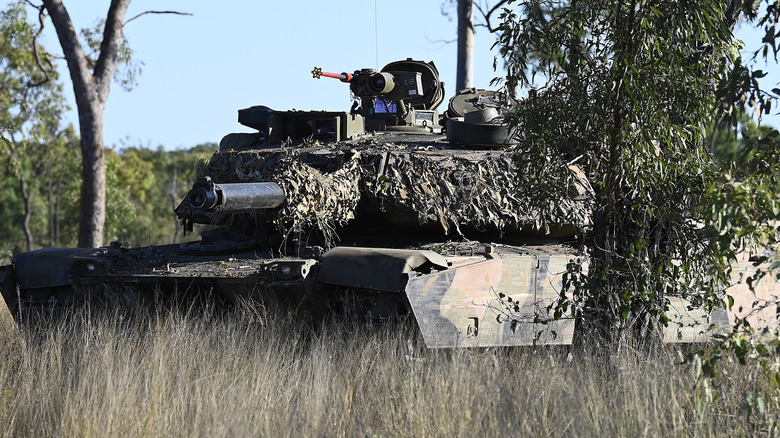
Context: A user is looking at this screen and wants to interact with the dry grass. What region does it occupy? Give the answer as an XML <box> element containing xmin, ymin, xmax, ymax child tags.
<box><xmin>0</xmin><ymin>306</ymin><xmax>776</xmax><ymax>437</ymax></box>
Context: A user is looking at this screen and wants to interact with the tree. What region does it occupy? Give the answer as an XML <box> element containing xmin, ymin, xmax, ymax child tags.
<box><xmin>456</xmin><ymin>0</ymin><xmax>474</xmax><ymax>91</ymax></box>
<box><xmin>443</xmin><ymin>0</ymin><xmax>510</xmax><ymax>91</ymax></box>
<box><xmin>29</xmin><ymin>0</ymin><xmax>129</xmax><ymax>248</ymax></box>
<box><xmin>0</xmin><ymin>1</ymin><xmax>66</xmax><ymax>251</ymax></box>
<box><xmin>494</xmin><ymin>0</ymin><xmax>780</xmax><ymax>346</ymax></box>
<box><xmin>33</xmin><ymin>0</ymin><xmax>187</xmax><ymax>248</ymax></box>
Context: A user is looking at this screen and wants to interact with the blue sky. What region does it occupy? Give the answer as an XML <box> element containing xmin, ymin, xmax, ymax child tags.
<box><xmin>6</xmin><ymin>1</ymin><xmax>780</xmax><ymax>150</ymax></box>
<box><xmin>13</xmin><ymin>1</ymin><xmax>501</xmax><ymax>149</ymax></box>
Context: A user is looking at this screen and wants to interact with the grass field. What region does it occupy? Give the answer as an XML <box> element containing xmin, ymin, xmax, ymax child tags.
<box><xmin>0</xmin><ymin>307</ymin><xmax>777</xmax><ymax>437</ymax></box>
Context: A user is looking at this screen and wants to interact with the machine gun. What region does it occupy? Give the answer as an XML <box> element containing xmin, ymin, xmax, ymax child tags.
<box><xmin>232</xmin><ymin>59</ymin><xmax>445</xmax><ymax>146</ymax></box>
<box><xmin>312</xmin><ymin>59</ymin><xmax>445</xmax><ymax>131</ymax></box>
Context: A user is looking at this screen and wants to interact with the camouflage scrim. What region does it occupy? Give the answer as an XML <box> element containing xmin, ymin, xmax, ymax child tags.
<box><xmin>373</xmin><ymin>149</ymin><xmax>592</xmax><ymax>235</ymax></box>
<box><xmin>202</xmin><ymin>148</ymin><xmax>364</xmax><ymax>244</ymax></box>
<box><xmin>203</xmin><ymin>139</ymin><xmax>593</xmax><ymax>243</ymax></box>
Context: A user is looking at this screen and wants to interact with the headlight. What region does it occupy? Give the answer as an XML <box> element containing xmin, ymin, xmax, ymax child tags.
<box><xmin>73</xmin><ymin>258</ymin><xmax>106</xmax><ymax>277</ymax></box>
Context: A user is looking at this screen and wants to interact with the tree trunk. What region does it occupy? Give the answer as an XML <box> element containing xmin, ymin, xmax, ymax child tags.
<box><xmin>170</xmin><ymin>164</ymin><xmax>180</xmax><ymax>244</ymax></box>
<box><xmin>77</xmin><ymin>103</ymin><xmax>107</xmax><ymax>248</ymax></box>
<box><xmin>19</xmin><ymin>172</ymin><xmax>33</xmax><ymax>252</ymax></box>
<box><xmin>456</xmin><ymin>0</ymin><xmax>474</xmax><ymax>91</ymax></box>
<box><xmin>55</xmin><ymin>172</ymin><xmax>62</xmax><ymax>247</ymax></box>
<box><xmin>42</xmin><ymin>0</ymin><xmax>131</xmax><ymax>248</ymax></box>
<box><xmin>49</xmin><ymin>171</ymin><xmax>63</xmax><ymax>248</ymax></box>
<box><xmin>48</xmin><ymin>172</ymin><xmax>54</xmax><ymax>248</ymax></box>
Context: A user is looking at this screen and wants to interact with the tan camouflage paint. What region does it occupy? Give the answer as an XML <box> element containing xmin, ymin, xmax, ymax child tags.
<box><xmin>727</xmin><ymin>252</ymin><xmax>780</xmax><ymax>332</ymax></box>
<box><xmin>662</xmin><ymin>297</ymin><xmax>729</xmax><ymax>342</ymax></box>
<box><xmin>406</xmin><ymin>254</ymin><xmax>575</xmax><ymax>348</ymax></box>
<box><xmin>408</xmin><ymin>251</ymin><xmax>780</xmax><ymax>347</ymax></box>
<box><xmin>663</xmin><ymin>252</ymin><xmax>780</xmax><ymax>342</ymax></box>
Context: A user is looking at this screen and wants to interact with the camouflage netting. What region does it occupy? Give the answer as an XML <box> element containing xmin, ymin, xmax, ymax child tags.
<box><xmin>372</xmin><ymin>148</ymin><xmax>592</xmax><ymax>234</ymax></box>
<box><xmin>201</xmin><ymin>141</ymin><xmax>592</xmax><ymax>242</ymax></box>
<box><xmin>203</xmin><ymin>149</ymin><xmax>365</xmax><ymax>242</ymax></box>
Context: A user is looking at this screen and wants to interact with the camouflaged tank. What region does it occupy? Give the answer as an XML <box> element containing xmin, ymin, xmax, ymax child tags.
<box><xmin>2</xmin><ymin>59</ymin><xmax>766</xmax><ymax>347</ymax></box>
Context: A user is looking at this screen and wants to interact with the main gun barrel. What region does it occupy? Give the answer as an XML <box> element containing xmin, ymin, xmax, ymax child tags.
<box><xmin>184</xmin><ymin>177</ymin><xmax>285</xmax><ymax>213</ymax></box>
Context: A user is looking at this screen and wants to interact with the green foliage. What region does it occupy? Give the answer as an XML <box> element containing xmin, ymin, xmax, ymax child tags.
<box><xmin>0</xmin><ymin>1</ymin><xmax>69</xmax><ymax>255</ymax></box>
<box><xmin>692</xmin><ymin>117</ymin><xmax>780</xmax><ymax>431</ymax></box>
<box><xmin>495</xmin><ymin>1</ymin><xmax>780</xmax><ymax>422</ymax></box>
<box><xmin>0</xmin><ymin>139</ymin><xmax>214</xmax><ymax>262</ymax></box>
<box><xmin>705</xmin><ymin>126</ymin><xmax>780</xmax><ymax>257</ymax></box>
<box><xmin>495</xmin><ymin>0</ymin><xmax>749</xmax><ymax>342</ymax></box>
<box><xmin>0</xmin><ymin>128</ymin><xmax>81</xmax><ymax>261</ymax></box>
<box><xmin>79</xmin><ymin>18</ymin><xmax>141</xmax><ymax>91</ymax></box>
<box><xmin>718</xmin><ymin>1</ymin><xmax>780</xmax><ymax>128</ymax></box>
<box><xmin>105</xmin><ymin>144</ymin><xmax>216</xmax><ymax>245</ymax></box>
<box><xmin>0</xmin><ymin>2</ymin><xmax>63</xmax><ymax>134</ymax></box>
<box><xmin>0</xmin><ymin>1</ymin><xmax>64</xmax><ymax>142</ymax></box>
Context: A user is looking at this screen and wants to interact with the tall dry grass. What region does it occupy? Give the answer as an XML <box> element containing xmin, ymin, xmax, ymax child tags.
<box><xmin>0</xmin><ymin>306</ymin><xmax>776</xmax><ymax>437</ymax></box>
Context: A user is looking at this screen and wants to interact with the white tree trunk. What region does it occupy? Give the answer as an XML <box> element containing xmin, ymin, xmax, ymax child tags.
<box><xmin>456</xmin><ymin>0</ymin><xmax>475</xmax><ymax>92</ymax></box>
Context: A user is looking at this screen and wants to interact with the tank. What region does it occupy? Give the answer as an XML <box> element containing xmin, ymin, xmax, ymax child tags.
<box><xmin>0</xmin><ymin>59</ymin><xmax>744</xmax><ymax>347</ymax></box>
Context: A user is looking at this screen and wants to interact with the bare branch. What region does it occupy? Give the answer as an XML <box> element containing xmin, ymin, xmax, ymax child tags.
<box><xmin>92</xmin><ymin>0</ymin><xmax>131</xmax><ymax>99</ymax></box>
<box><xmin>30</xmin><ymin>3</ymin><xmax>52</xmax><ymax>86</ymax></box>
<box><xmin>124</xmin><ymin>10</ymin><xmax>192</xmax><ymax>27</ymax></box>
<box><xmin>427</xmin><ymin>36</ymin><xmax>458</xmax><ymax>48</ymax></box>
<box><xmin>475</xmin><ymin>0</ymin><xmax>510</xmax><ymax>33</ymax></box>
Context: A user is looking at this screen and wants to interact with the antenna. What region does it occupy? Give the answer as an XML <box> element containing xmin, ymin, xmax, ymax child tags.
<box><xmin>374</xmin><ymin>0</ymin><xmax>379</xmax><ymax>69</ymax></box>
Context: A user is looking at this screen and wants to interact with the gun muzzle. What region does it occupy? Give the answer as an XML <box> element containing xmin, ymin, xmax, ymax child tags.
<box><xmin>185</xmin><ymin>177</ymin><xmax>285</xmax><ymax>212</ymax></box>
<box><xmin>312</xmin><ymin>67</ymin><xmax>353</xmax><ymax>82</ymax></box>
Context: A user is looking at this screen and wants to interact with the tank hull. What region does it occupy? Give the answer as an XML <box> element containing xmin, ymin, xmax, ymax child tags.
<box><xmin>2</xmin><ymin>240</ymin><xmax>757</xmax><ymax>347</ymax></box>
